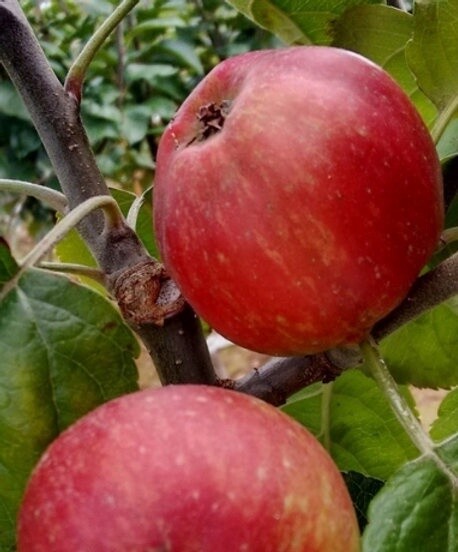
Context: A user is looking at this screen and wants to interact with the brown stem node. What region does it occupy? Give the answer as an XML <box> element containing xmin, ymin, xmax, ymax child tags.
<box><xmin>113</xmin><ymin>260</ymin><xmax>185</xmax><ymax>327</ymax></box>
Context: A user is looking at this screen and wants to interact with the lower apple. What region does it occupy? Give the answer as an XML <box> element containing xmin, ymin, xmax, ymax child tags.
<box><xmin>18</xmin><ymin>385</ymin><xmax>360</xmax><ymax>551</ymax></box>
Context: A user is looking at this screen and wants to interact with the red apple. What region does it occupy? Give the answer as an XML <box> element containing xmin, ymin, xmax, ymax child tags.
<box><xmin>18</xmin><ymin>385</ymin><xmax>360</xmax><ymax>551</ymax></box>
<box><xmin>153</xmin><ymin>46</ymin><xmax>443</xmax><ymax>355</ymax></box>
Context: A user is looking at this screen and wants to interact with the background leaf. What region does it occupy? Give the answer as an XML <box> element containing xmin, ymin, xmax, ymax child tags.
<box><xmin>282</xmin><ymin>369</ymin><xmax>419</xmax><ymax>480</ymax></box>
<box><xmin>0</xmin><ymin>239</ymin><xmax>18</xmax><ymax>286</ymax></box>
<box><xmin>332</xmin><ymin>4</ymin><xmax>437</xmax><ymax>126</ymax></box>
<box><xmin>0</xmin><ymin>81</ymin><xmax>31</xmax><ymax>121</ymax></box>
<box><xmin>362</xmin><ymin>436</ymin><xmax>458</xmax><ymax>552</ymax></box>
<box><xmin>379</xmin><ymin>297</ymin><xmax>458</xmax><ymax>389</ymax></box>
<box><xmin>0</xmin><ymin>261</ymin><xmax>139</xmax><ymax>549</ymax></box>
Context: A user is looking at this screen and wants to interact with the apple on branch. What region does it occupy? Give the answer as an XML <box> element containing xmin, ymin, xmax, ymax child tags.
<box><xmin>154</xmin><ymin>46</ymin><xmax>444</xmax><ymax>355</ymax></box>
<box><xmin>17</xmin><ymin>385</ymin><xmax>360</xmax><ymax>551</ymax></box>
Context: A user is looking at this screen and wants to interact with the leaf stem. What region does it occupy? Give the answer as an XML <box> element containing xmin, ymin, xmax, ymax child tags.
<box><xmin>440</xmin><ymin>226</ymin><xmax>458</xmax><ymax>246</ymax></box>
<box><xmin>21</xmin><ymin>196</ymin><xmax>121</xmax><ymax>270</ymax></box>
<box><xmin>320</xmin><ymin>382</ymin><xmax>333</xmax><ymax>452</ymax></box>
<box><xmin>0</xmin><ymin>196</ymin><xmax>118</xmax><ymax>303</ymax></box>
<box><xmin>431</xmin><ymin>95</ymin><xmax>458</xmax><ymax>144</ymax></box>
<box><xmin>38</xmin><ymin>261</ymin><xmax>105</xmax><ymax>283</ymax></box>
<box><xmin>360</xmin><ymin>337</ymin><xmax>457</xmax><ymax>483</ymax></box>
<box><xmin>0</xmin><ymin>179</ymin><xmax>68</xmax><ymax>213</ymax></box>
<box><xmin>64</xmin><ymin>0</ymin><xmax>140</xmax><ymax>101</ymax></box>
<box><xmin>126</xmin><ymin>188</ymin><xmax>151</xmax><ymax>230</ymax></box>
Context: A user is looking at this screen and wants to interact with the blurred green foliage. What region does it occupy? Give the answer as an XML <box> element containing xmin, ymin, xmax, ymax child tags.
<box><xmin>0</xmin><ymin>0</ymin><xmax>277</xmax><ymax>194</ymax></box>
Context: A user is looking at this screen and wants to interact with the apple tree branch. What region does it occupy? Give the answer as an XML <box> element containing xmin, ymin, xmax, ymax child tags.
<box><xmin>0</xmin><ymin>0</ymin><xmax>216</xmax><ymax>386</ymax></box>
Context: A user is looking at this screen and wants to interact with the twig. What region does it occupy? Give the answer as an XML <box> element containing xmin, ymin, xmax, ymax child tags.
<box><xmin>373</xmin><ymin>251</ymin><xmax>458</xmax><ymax>339</ymax></box>
<box><xmin>65</xmin><ymin>0</ymin><xmax>139</xmax><ymax>103</ymax></box>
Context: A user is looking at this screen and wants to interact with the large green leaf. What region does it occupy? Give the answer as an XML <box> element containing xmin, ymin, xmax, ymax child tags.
<box><xmin>228</xmin><ymin>0</ymin><xmax>383</xmax><ymax>45</ymax></box>
<box><xmin>332</xmin><ymin>4</ymin><xmax>437</xmax><ymax>126</ymax></box>
<box><xmin>0</xmin><ymin>241</ymin><xmax>139</xmax><ymax>550</ymax></box>
<box><xmin>380</xmin><ymin>297</ymin><xmax>458</xmax><ymax>389</ymax></box>
<box><xmin>362</xmin><ymin>435</ymin><xmax>458</xmax><ymax>552</ymax></box>
<box><xmin>282</xmin><ymin>369</ymin><xmax>418</xmax><ymax>480</ymax></box>
<box><xmin>406</xmin><ymin>0</ymin><xmax>458</xmax><ymax>111</ymax></box>
<box><xmin>406</xmin><ymin>0</ymin><xmax>458</xmax><ymax>157</ymax></box>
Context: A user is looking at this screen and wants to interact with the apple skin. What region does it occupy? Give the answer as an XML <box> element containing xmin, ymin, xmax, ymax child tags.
<box><xmin>18</xmin><ymin>385</ymin><xmax>360</xmax><ymax>551</ymax></box>
<box><xmin>153</xmin><ymin>46</ymin><xmax>443</xmax><ymax>355</ymax></box>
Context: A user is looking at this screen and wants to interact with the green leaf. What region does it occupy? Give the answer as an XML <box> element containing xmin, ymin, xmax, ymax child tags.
<box><xmin>430</xmin><ymin>388</ymin><xmax>458</xmax><ymax>442</ymax></box>
<box><xmin>228</xmin><ymin>0</ymin><xmax>383</xmax><ymax>45</ymax></box>
<box><xmin>332</xmin><ymin>4</ymin><xmax>437</xmax><ymax>126</ymax></box>
<box><xmin>282</xmin><ymin>369</ymin><xmax>418</xmax><ymax>480</ymax></box>
<box><xmin>379</xmin><ymin>297</ymin><xmax>458</xmax><ymax>389</ymax></box>
<box><xmin>406</xmin><ymin>0</ymin><xmax>458</xmax><ymax>111</ymax></box>
<box><xmin>54</xmin><ymin>227</ymin><xmax>103</xmax><ymax>294</ymax></box>
<box><xmin>362</xmin><ymin>436</ymin><xmax>458</xmax><ymax>552</ymax></box>
<box><xmin>0</xmin><ymin>268</ymin><xmax>139</xmax><ymax>549</ymax></box>
<box><xmin>437</xmin><ymin>115</ymin><xmax>458</xmax><ymax>161</ymax></box>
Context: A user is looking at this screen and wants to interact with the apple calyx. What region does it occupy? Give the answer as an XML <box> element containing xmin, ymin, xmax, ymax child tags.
<box><xmin>194</xmin><ymin>100</ymin><xmax>231</xmax><ymax>142</ymax></box>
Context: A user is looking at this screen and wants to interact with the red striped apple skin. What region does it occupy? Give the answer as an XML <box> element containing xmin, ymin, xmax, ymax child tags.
<box><xmin>18</xmin><ymin>385</ymin><xmax>360</xmax><ymax>551</ymax></box>
<box><xmin>154</xmin><ymin>46</ymin><xmax>443</xmax><ymax>355</ymax></box>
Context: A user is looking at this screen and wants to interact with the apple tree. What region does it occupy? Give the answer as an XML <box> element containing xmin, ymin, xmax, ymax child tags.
<box><xmin>0</xmin><ymin>0</ymin><xmax>457</xmax><ymax>550</ymax></box>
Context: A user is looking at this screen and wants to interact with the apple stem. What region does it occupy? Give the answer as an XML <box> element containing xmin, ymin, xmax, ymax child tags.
<box><xmin>360</xmin><ymin>337</ymin><xmax>458</xmax><ymax>485</ymax></box>
<box><xmin>431</xmin><ymin>95</ymin><xmax>458</xmax><ymax>144</ymax></box>
<box><xmin>0</xmin><ymin>179</ymin><xmax>68</xmax><ymax>213</ymax></box>
<box><xmin>64</xmin><ymin>0</ymin><xmax>140</xmax><ymax>103</ymax></box>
